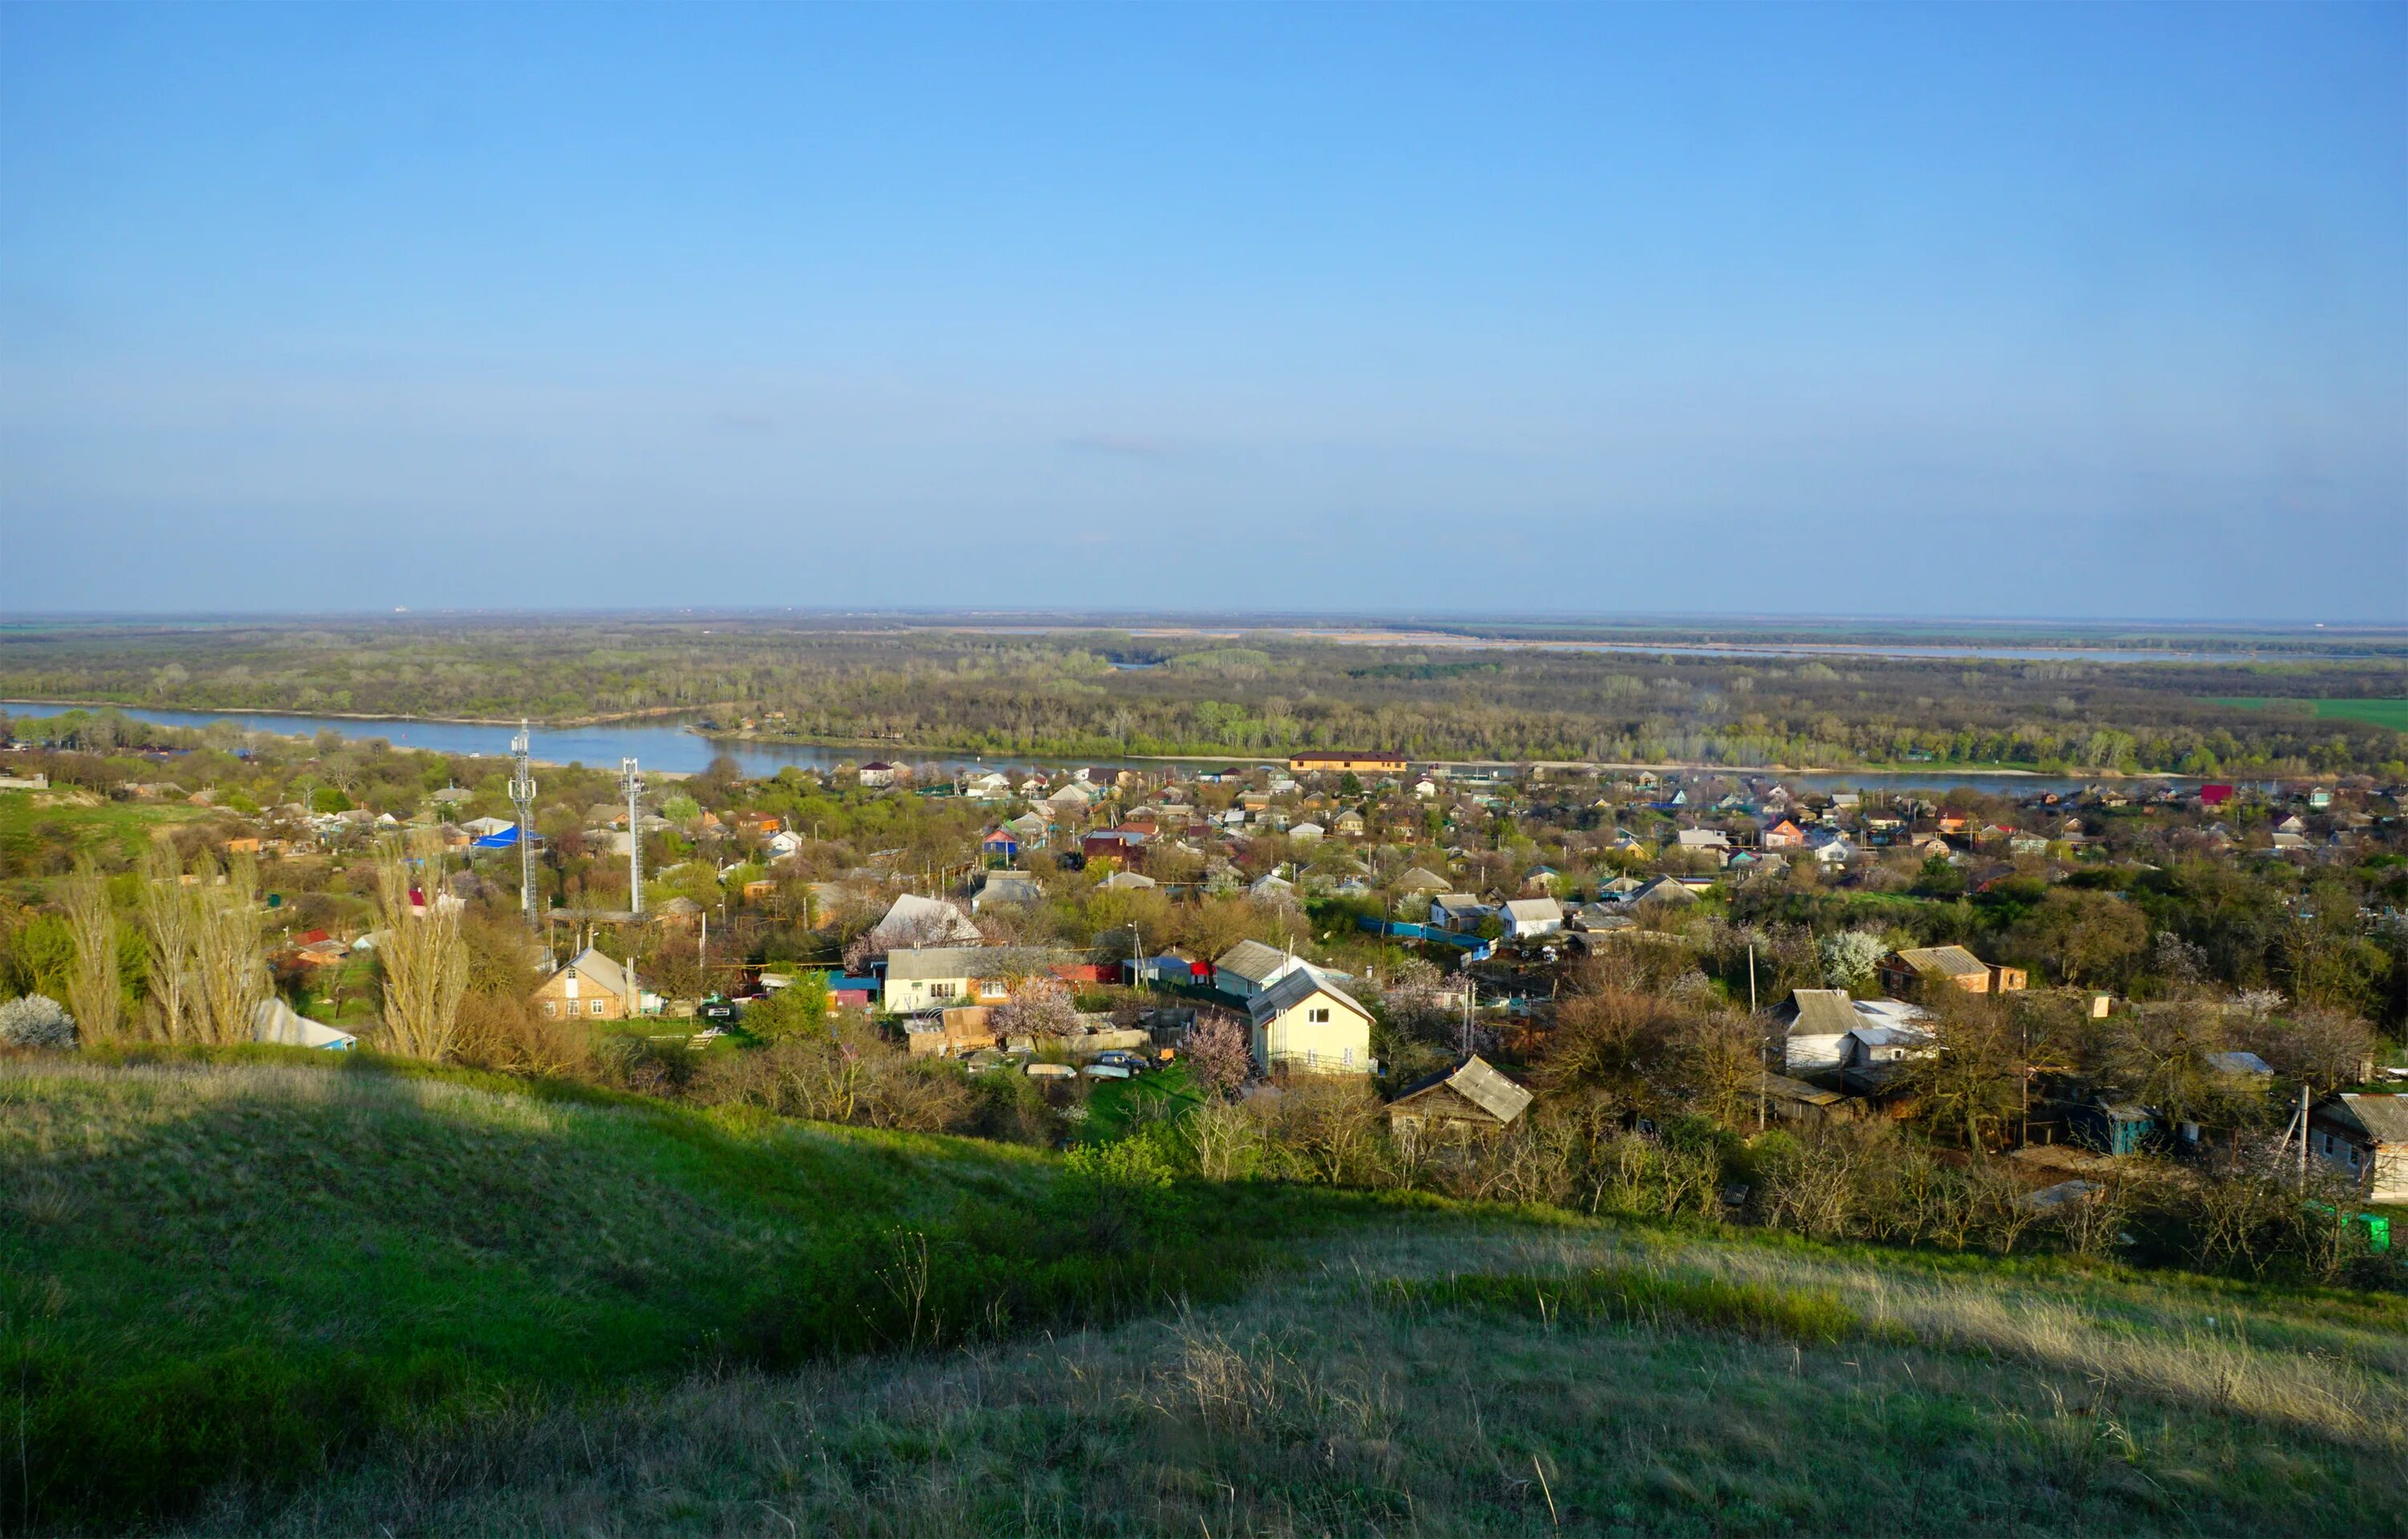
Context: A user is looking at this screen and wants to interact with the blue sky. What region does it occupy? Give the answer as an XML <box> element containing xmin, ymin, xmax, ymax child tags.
<box><xmin>3</xmin><ymin>4</ymin><xmax>2402</xmax><ymax>620</ymax></box>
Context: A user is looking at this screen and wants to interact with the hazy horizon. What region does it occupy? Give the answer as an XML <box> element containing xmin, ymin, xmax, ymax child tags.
<box><xmin>5</xmin><ymin>6</ymin><xmax>2404</xmax><ymax>619</ymax></box>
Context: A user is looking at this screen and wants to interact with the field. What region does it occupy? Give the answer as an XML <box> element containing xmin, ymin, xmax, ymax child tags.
<box><xmin>0</xmin><ymin>785</ymin><xmax>226</xmax><ymax>877</ymax></box>
<box><xmin>2214</xmin><ymin>697</ymin><xmax>2408</xmax><ymax>733</ymax></box>
<box><xmin>6</xmin><ymin>1052</ymin><xmax>2405</xmax><ymax>1536</ymax></box>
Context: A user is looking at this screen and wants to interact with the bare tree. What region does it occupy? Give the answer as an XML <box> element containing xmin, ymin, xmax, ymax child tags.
<box><xmin>62</xmin><ymin>857</ymin><xmax>124</xmax><ymax>1044</ymax></box>
<box><xmin>374</xmin><ymin>837</ymin><xmax>468</xmax><ymax>1060</ymax></box>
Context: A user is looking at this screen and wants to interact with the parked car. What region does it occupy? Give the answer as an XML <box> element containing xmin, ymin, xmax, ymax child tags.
<box><xmin>1081</xmin><ymin>1062</ymin><xmax>1133</xmax><ymax>1080</ymax></box>
<box><xmin>1091</xmin><ymin>1049</ymin><xmax>1149</xmax><ymax>1075</ymax></box>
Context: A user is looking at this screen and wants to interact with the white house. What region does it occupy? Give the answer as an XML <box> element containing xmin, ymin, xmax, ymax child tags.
<box><xmin>1210</xmin><ymin>938</ymin><xmax>1344</xmax><ymax>1001</ymax></box>
<box><xmin>866</xmin><ymin>893</ymin><xmax>982</xmax><ymax>951</ymax></box>
<box><xmin>1500</xmin><ymin>897</ymin><xmax>1564</xmax><ymax>938</ymax></box>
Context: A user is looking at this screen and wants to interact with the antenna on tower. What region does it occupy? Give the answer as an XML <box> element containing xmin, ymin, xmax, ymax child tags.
<box><xmin>622</xmin><ymin>757</ymin><xmax>645</xmax><ymax>916</ymax></box>
<box><xmin>509</xmin><ymin>720</ymin><xmax>538</xmax><ymax>924</ymax></box>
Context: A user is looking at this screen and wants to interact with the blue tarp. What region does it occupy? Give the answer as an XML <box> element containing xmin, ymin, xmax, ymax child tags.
<box><xmin>1355</xmin><ymin>916</ymin><xmax>1492</xmax><ymax>959</ymax></box>
<box><xmin>472</xmin><ymin>828</ymin><xmax>531</xmax><ymax>849</ymax></box>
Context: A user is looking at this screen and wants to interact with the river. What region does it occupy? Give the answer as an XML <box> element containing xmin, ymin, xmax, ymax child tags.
<box><xmin>3</xmin><ymin>701</ymin><xmax>2174</xmax><ymax>796</ymax></box>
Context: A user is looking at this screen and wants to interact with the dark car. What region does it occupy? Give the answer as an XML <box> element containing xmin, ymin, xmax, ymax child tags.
<box><xmin>697</xmin><ymin>995</ymin><xmax>741</xmax><ymax>1024</ymax></box>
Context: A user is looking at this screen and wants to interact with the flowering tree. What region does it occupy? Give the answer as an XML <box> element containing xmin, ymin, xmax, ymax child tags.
<box><xmin>1186</xmin><ymin>1014</ymin><xmax>1254</xmax><ymax>1097</ymax></box>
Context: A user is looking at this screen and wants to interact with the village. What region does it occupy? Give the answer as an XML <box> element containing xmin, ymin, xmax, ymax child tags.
<box><xmin>13</xmin><ymin>712</ymin><xmax>2400</xmax><ymax>1225</ymax></box>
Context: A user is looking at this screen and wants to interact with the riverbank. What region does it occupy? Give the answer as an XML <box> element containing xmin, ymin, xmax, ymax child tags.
<box><xmin>1</xmin><ymin>698</ymin><xmax>722</xmax><ymax>730</ymax></box>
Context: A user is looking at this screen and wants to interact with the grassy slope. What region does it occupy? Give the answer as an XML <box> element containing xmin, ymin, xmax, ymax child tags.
<box><xmin>0</xmin><ymin>785</ymin><xmax>224</xmax><ymax>871</ymax></box>
<box><xmin>9</xmin><ymin>1053</ymin><xmax>2406</xmax><ymax>1536</ymax></box>
<box><xmin>0</xmin><ymin>1051</ymin><xmax>1296</xmax><ymax>1529</ymax></box>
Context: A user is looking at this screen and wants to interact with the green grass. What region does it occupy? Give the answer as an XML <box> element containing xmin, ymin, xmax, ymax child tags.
<box><xmin>10</xmin><ymin>1051</ymin><xmax>2408</xmax><ymax>1536</ymax></box>
<box><xmin>1076</xmin><ymin>1059</ymin><xmax>1206</xmax><ymax>1142</ymax></box>
<box><xmin>0</xmin><ymin>785</ymin><xmax>226</xmax><ymax>873</ymax></box>
<box><xmin>0</xmin><ymin>1050</ymin><xmax>1331</xmax><ymax>1529</ymax></box>
<box><xmin>2214</xmin><ymin>696</ymin><xmax>2408</xmax><ymax>733</ymax></box>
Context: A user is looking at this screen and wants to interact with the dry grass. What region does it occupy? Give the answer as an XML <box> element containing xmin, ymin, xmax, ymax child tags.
<box><xmin>183</xmin><ymin>1222</ymin><xmax>2406</xmax><ymax>1537</ymax></box>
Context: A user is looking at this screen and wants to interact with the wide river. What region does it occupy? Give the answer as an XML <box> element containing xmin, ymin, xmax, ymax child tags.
<box><xmin>5</xmin><ymin>701</ymin><xmax>2170</xmax><ymax>796</ymax></box>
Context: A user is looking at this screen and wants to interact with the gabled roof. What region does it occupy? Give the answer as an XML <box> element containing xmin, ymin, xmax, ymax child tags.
<box><xmin>1214</xmin><ymin>938</ymin><xmax>1295</xmax><ymax>984</ymax></box>
<box><xmin>1503</xmin><ymin>898</ymin><xmax>1562</xmax><ymax>922</ymax></box>
<box><xmin>2325</xmin><ymin>1093</ymin><xmax>2408</xmax><ymax>1145</ymax></box>
<box><xmin>1782</xmin><ymin>988</ymin><xmax>1862</xmax><ymax>1037</ymax></box>
<box><xmin>1891</xmin><ymin>944</ymin><xmax>1989</xmax><ymax>978</ymax></box>
<box><xmin>555</xmin><ymin>947</ymin><xmax>633</xmax><ymax>1000</ymax></box>
<box><xmin>1247</xmin><ymin>967</ymin><xmax>1371</xmax><ymax>1028</ymax></box>
<box><xmin>1394</xmin><ymin>867</ymin><xmax>1449</xmax><ymax>893</ymax></box>
<box><xmin>885</xmin><ymin>946</ymin><xmax>1052</xmax><ymax>982</ymax></box>
<box><xmin>1393</xmin><ymin>1054</ymin><xmax>1533</xmax><ymax>1124</ymax></box>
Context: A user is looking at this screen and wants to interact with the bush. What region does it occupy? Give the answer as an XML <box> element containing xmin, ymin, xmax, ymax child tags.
<box><xmin>0</xmin><ymin>994</ymin><xmax>76</xmax><ymax>1049</ymax></box>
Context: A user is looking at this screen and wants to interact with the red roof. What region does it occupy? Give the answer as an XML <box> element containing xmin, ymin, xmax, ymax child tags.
<box><xmin>2199</xmin><ymin>784</ymin><xmax>2235</xmax><ymax>806</ymax></box>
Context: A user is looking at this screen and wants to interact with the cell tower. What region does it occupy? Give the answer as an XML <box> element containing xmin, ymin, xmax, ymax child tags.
<box><xmin>508</xmin><ymin>720</ymin><xmax>539</xmax><ymax>923</ymax></box>
<box><xmin>621</xmin><ymin>756</ymin><xmax>645</xmax><ymax>916</ymax></box>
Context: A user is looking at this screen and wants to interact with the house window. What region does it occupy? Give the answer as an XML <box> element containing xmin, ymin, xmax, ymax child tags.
<box><xmin>931</xmin><ymin>982</ymin><xmax>956</xmax><ymax>999</ymax></box>
<box><xmin>1308</xmin><ymin>1008</ymin><xmax>1329</xmax><ymax>1024</ymax></box>
<box><xmin>590</xmin><ymin>1000</ymin><xmax>604</xmax><ymax>1016</ymax></box>
<box><xmin>1306</xmin><ymin>1049</ymin><xmax>1318</xmax><ymax>1067</ymax></box>
<box><xmin>542</xmin><ymin>1001</ymin><xmax>557</xmax><ymax>1018</ymax></box>
<box><xmin>1341</xmin><ymin>1048</ymin><xmax>1355</xmax><ymax>1067</ymax></box>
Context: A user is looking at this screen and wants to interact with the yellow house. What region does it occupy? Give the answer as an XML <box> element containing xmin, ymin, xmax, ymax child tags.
<box><xmin>1288</xmin><ymin>751</ymin><xmax>1407</xmax><ymax>774</ymax></box>
<box><xmin>1247</xmin><ymin>971</ymin><xmax>1374</xmax><ymax>1076</ymax></box>
<box><xmin>532</xmin><ymin>947</ymin><xmax>637</xmax><ymax>1021</ymax></box>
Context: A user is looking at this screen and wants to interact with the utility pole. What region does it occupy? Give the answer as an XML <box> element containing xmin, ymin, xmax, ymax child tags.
<box><xmin>509</xmin><ymin>719</ymin><xmax>538</xmax><ymax>925</ymax></box>
<box><xmin>622</xmin><ymin>757</ymin><xmax>645</xmax><ymax>916</ymax></box>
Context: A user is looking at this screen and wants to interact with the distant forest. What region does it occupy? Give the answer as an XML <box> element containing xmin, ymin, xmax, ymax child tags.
<box><xmin>2</xmin><ymin>617</ymin><xmax>2404</xmax><ymax>776</ymax></box>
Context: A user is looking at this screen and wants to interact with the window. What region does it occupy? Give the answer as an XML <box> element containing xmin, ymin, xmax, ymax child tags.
<box><xmin>590</xmin><ymin>1000</ymin><xmax>604</xmax><ymax>1016</ymax></box>
<box><xmin>542</xmin><ymin>1001</ymin><xmax>556</xmax><ymax>1018</ymax></box>
<box><xmin>931</xmin><ymin>982</ymin><xmax>956</xmax><ymax>999</ymax></box>
<box><xmin>1308</xmin><ymin>1008</ymin><xmax>1329</xmax><ymax>1024</ymax></box>
<box><xmin>1341</xmin><ymin>1048</ymin><xmax>1355</xmax><ymax>1067</ymax></box>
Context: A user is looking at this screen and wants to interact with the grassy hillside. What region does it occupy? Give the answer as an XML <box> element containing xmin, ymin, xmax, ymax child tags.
<box><xmin>0</xmin><ymin>1050</ymin><xmax>1312</xmax><ymax>1529</ymax></box>
<box><xmin>7</xmin><ymin>1052</ymin><xmax>2406</xmax><ymax>1536</ymax></box>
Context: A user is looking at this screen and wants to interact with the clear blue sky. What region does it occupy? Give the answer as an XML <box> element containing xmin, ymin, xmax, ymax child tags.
<box><xmin>4</xmin><ymin>4</ymin><xmax>2402</xmax><ymax>620</ymax></box>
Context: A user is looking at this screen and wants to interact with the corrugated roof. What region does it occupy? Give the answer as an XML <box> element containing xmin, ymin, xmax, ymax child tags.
<box><xmin>885</xmin><ymin>946</ymin><xmax>1052</xmax><ymax>982</ymax></box>
<box><xmin>1445</xmin><ymin>1055</ymin><xmax>1533</xmax><ymax>1123</ymax></box>
<box><xmin>1893</xmin><ymin>944</ymin><xmax>1988</xmax><ymax>978</ymax></box>
<box><xmin>1503</xmin><ymin>898</ymin><xmax>1562</xmax><ymax>922</ymax></box>
<box><xmin>2334</xmin><ymin>1093</ymin><xmax>2408</xmax><ymax>1145</ymax></box>
<box><xmin>1214</xmin><ymin>938</ymin><xmax>1293</xmax><ymax>984</ymax></box>
<box><xmin>1784</xmin><ymin>988</ymin><xmax>1861</xmax><ymax>1037</ymax></box>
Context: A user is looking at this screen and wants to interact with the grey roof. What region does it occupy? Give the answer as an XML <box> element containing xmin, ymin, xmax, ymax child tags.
<box><xmin>1892</xmin><ymin>945</ymin><xmax>1989</xmax><ymax>979</ymax></box>
<box><xmin>885</xmin><ymin>946</ymin><xmax>1048</xmax><ymax>982</ymax></box>
<box><xmin>1247</xmin><ymin>967</ymin><xmax>1372</xmax><ymax>1028</ymax></box>
<box><xmin>2330</xmin><ymin>1093</ymin><xmax>2408</xmax><ymax>1145</ymax></box>
<box><xmin>1394</xmin><ymin>866</ymin><xmax>1449</xmax><ymax>893</ymax></box>
<box><xmin>557</xmin><ymin>947</ymin><xmax>633</xmax><ymax>1000</ymax></box>
<box><xmin>1444</xmin><ymin>1056</ymin><xmax>1533</xmax><ymax>1122</ymax></box>
<box><xmin>1214</xmin><ymin>938</ymin><xmax>1294</xmax><ymax>985</ymax></box>
<box><xmin>1503</xmin><ymin>898</ymin><xmax>1562</xmax><ymax>923</ymax></box>
<box><xmin>1784</xmin><ymin>988</ymin><xmax>1862</xmax><ymax>1037</ymax></box>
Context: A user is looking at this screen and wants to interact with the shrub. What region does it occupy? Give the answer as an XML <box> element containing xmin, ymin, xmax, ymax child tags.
<box><xmin>0</xmin><ymin>993</ymin><xmax>76</xmax><ymax>1049</ymax></box>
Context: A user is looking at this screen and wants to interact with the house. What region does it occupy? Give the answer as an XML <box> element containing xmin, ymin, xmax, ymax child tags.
<box><xmin>866</xmin><ymin>892</ymin><xmax>983</xmax><ymax>951</ymax></box>
<box><xmin>1755</xmin><ymin>1070</ymin><xmax>1857</xmax><ymax>1128</ymax></box>
<box><xmin>1393</xmin><ymin>866</ymin><xmax>1450</xmax><ymax>896</ymax></box>
<box><xmin>1430</xmin><ymin>894</ymin><xmax>1492</xmax><ymax>931</ymax></box>
<box><xmin>1247</xmin><ymin>970</ymin><xmax>1374</xmax><ymax>1075</ymax></box>
<box><xmin>881</xmin><ymin>947</ymin><xmax>1054</xmax><ymax>1012</ymax></box>
<box><xmin>533</xmin><ymin>947</ymin><xmax>638</xmax><ymax>1021</ymax></box>
<box><xmin>766</xmin><ymin>829</ymin><xmax>806</xmax><ymax>860</ymax></box>
<box><xmin>857</xmin><ymin>762</ymin><xmax>902</xmax><ymax>788</ymax></box>
<box><xmin>1674</xmin><ymin>828</ymin><xmax>1731</xmax><ymax>851</ymax></box>
<box><xmin>1288</xmin><ymin>821</ymin><xmax>1326</xmax><ymax>844</ymax></box>
<box><xmin>2198</xmin><ymin>784</ymin><xmax>2236</xmax><ymax>810</ymax></box>
<box><xmin>1412</xmin><ymin>777</ymin><xmax>1438</xmax><ymax>800</ymax></box>
<box><xmin>742</xmin><ymin>878</ymin><xmax>776</xmax><ymax>903</ymax></box>
<box><xmin>1387</xmin><ymin>1056</ymin><xmax>1532</xmax><ymax>1140</ymax></box>
<box><xmin>1761</xmin><ymin>819</ymin><xmax>1804</xmax><ymax>849</ymax></box>
<box><xmin>1776</xmin><ymin>988</ymin><xmax>1869</xmax><ymax>1077</ymax></box>
<box><xmin>1288</xmin><ymin>751</ymin><xmax>1408</xmax><ymax>774</ymax></box>
<box><xmin>2309</xmin><ymin>1093</ymin><xmax>2408</xmax><ymax>1203</ymax></box>
<box><xmin>732</xmin><ymin>811</ymin><xmax>782</xmax><ymax>838</ymax></box>
<box><xmin>1627</xmin><ymin>875</ymin><xmax>1701</xmax><ymax>908</ymax></box>
<box><xmin>1879</xmin><ymin>945</ymin><xmax>2026</xmax><ymax>999</ymax></box>
<box><xmin>1500</xmin><ymin>897</ymin><xmax>1564</xmax><ymax>939</ymax></box>
<box><xmin>1249</xmin><ymin>871</ymin><xmax>1298</xmax><ymax>904</ymax></box>
<box><xmin>1211</xmin><ymin>938</ymin><xmax>1320</xmax><ymax>1000</ymax></box>
<box><xmin>1100</xmin><ymin>869</ymin><xmax>1157</xmax><ymax>890</ymax></box>
<box><xmin>1838</xmin><ymin>1022</ymin><xmax>1938</xmax><ymax>1096</ymax></box>
<box><xmin>965</xmin><ymin>771</ymin><xmax>1013</xmax><ymax>801</ymax></box>
<box><xmin>979</xmin><ymin>828</ymin><xmax>1020</xmax><ymax>862</ymax></box>
<box><xmin>972</xmin><ymin>872</ymin><xmax>1043</xmax><ymax>911</ymax></box>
